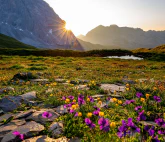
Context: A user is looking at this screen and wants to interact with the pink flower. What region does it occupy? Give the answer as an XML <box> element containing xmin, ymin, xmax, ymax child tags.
<box><xmin>42</xmin><ymin>111</ymin><xmax>52</xmax><ymax>118</ymax></box>
<box><xmin>12</xmin><ymin>131</ymin><xmax>24</xmax><ymax>140</ymax></box>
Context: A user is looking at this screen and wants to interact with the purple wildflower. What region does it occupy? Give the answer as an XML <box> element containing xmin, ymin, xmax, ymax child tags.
<box><xmin>88</xmin><ymin>96</ymin><xmax>94</xmax><ymax>103</ymax></box>
<box><xmin>42</xmin><ymin>112</ymin><xmax>52</xmax><ymax>118</ymax></box>
<box><xmin>152</xmin><ymin>135</ymin><xmax>160</xmax><ymax>142</ymax></box>
<box><xmin>62</xmin><ymin>96</ymin><xmax>66</xmax><ymax>100</ymax></box>
<box><xmin>153</xmin><ymin>96</ymin><xmax>161</xmax><ymax>103</ymax></box>
<box><xmin>69</xmin><ymin>109</ymin><xmax>75</xmax><ymax>114</ymax></box>
<box><xmin>148</xmin><ymin>126</ymin><xmax>155</xmax><ymax>136</ymax></box>
<box><xmin>144</xmin><ymin>125</ymin><xmax>150</xmax><ymax>131</ymax></box>
<box><xmin>93</xmin><ymin>110</ymin><xmax>100</xmax><ymax>116</ymax></box>
<box><xmin>68</xmin><ymin>95</ymin><xmax>74</xmax><ymax>100</ymax></box>
<box><xmin>158</xmin><ymin>130</ymin><xmax>165</xmax><ymax>135</ymax></box>
<box><xmin>123</xmin><ymin>100</ymin><xmax>135</xmax><ymax>105</ymax></box>
<box><xmin>117</xmin><ymin>120</ymin><xmax>129</xmax><ymax>138</ymax></box>
<box><xmin>12</xmin><ymin>131</ymin><xmax>24</xmax><ymax>140</ymax></box>
<box><xmin>136</xmin><ymin>92</ymin><xmax>143</xmax><ymax>98</ymax></box>
<box><xmin>74</xmin><ymin>112</ymin><xmax>78</xmax><ymax>117</ymax></box>
<box><xmin>85</xmin><ymin>118</ymin><xmax>96</xmax><ymax>129</ymax></box>
<box><xmin>135</xmin><ymin>106</ymin><xmax>142</xmax><ymax>111</ymax></box>
<box><xmin>78</xmin><ymin>94</ymin><xmax>85</xmax><ymax>106</ymax></box>
<box><xmin>137</xmin><ymin>110</ymin><xmax>146</xmax><ymax>121</ymax></box>
<box><xmin>155</xmin><ymin>118</ymin><xmax>165</xmax><ymax>128</ymax></box>
<box><xmin>127</xmin><ymin>118</ymin><xmax>140</xmax><ymax>133</ymax></box>
<box><xmin>98</xmin><ymin>118</ymin><xmax>110</xmax><ymax>132</ymax></box>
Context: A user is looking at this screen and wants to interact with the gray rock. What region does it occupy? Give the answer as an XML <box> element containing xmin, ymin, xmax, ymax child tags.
<box><xmin>0</xmin><ymin>87</ymin><xmax>14</xmax><ymax>94</ymax></box>
<box><xmin>12</xmin><ymin>72</ymin><xmax>37</xmax><ymax>80</ymax></box>
<box><xmin>49</xmin><ymin>121</ymin><xmax>64</xmax><ymax>138</ymax></box>
<box><xmin>30</xmin><ymin>79</ymin><xmax>49</xmax><ymax>84</ymax></box>
<box><xmin>0</xmin><ymin>113</ymin><xmax>13</xmax><ymax>122</ymax></box>
<box><xmin>122</xmin><ymin>79</ymin><xmax>136</xmax><ymax>84</ymax></box>
<box><xmin>69</xmin><ymin>137</ymin><xmax>81</xmax><ymax>142</ymax></box>
<box><xmin>26</xmin><ymin>109</ymin><xmax>60</xmax><ymax>124</ymax></box>
<box><xmin>92</xmin><ymin>94</ymin><xmax>107</xmax><ymax>98</ymax></box>
<box><xmin>55</xmin><ymin>79</ymin><xmax>66</xmax><ymax>83</ymax></box>
<box><xmin>1</xmin><ymin>121</ymin><xmax>45</xmax><ymax>142</ymax></box>
<box><xmin>140</xmin><ymin>121</ymin><xmax>157</xmax><ymax>126</ymax></box>
<box><xmin>54</xmin><ymin>105</ymin><xmax>68</xmax><ymax>115</ymax></box>
<box><xmin>0</xmin><ymin>91</ymin><xmax>37</xmax><ymax>112</ymax></box>
<box><xmin>74</xmin><ymin>85</ymin><xmax>89</xmax><ymax>90</ymax></box>
<box><xmin>23</xmin><ymin>136</ymin><xmax>69</xmax><ymax>142</ymax></box>
<box><xmin>14</xmin><ymin>109</ymin><xmax>36</xmax><ymax>119</ymax></box>
<box><xmin>100</xmin><ymin>84</ymin><xmax>125</xmax><ymax>93</ymax></box>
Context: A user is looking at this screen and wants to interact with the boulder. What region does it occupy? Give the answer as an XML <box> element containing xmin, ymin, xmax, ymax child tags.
<box><xmin>14</xmin><ymin>109</ymin><xmax>36</xmax><ymax>119</ymax></box>
<box><xmin>100</xmin><ymin>84</ymin><xmax>125</xmax><ymax>93</ymax></box>
<box><xmin>12</xmin><ymin>72</ymin><xmax>37</xmax><ymax>80</ymax></box>
<box><xmin>54</xmin><ymin>105</ymin><xmax>68</xmax><ymax>115</ymax></box>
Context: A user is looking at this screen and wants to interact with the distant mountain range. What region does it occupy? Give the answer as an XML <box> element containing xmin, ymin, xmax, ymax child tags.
<box><xmin>0</xmin><ymin>0</ymin><xmax>82</xmax><ymax>50</ymax></box>
<box><xmin>77</xmin><ymin>25</ymin><xmax>165</xmax><ymax>49</ymax></box>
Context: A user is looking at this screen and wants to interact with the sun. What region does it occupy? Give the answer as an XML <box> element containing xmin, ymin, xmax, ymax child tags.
<box><xmin>65</xmin><ymin>23</ymin><xmax>71</xmax><ymax>31</ymax></box>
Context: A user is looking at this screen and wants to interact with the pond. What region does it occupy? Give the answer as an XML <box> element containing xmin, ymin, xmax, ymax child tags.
<box><xmin>106</xmin><ymin>55</ymin><xmax>143</xmax><ymax>60</ymax></box>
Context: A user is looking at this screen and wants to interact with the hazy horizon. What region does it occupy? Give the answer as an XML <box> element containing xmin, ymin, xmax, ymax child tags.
<box><xmin>45</xmin><ymin>0</ymin><xmax>165</xmax><ymax>36</ymax></box>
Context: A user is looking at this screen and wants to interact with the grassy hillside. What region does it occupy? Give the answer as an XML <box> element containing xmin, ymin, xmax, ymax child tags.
<box><xmin>0</xmin><ymin>33</ymin><xmax>36</xmax><ymax>49</ymax></box>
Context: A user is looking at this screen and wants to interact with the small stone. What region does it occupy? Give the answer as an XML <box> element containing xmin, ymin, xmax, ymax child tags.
<box><xmin>140</xmin><ymin>121</ymin><xmax>157</xmax><ymax>126</ymax></box>
<box><xmin>0</xmin><ymin>87</ymin><xmax>14</xmax><ymax>94</ymax></box>
<box><xmin>1</xmin><ymin>121</ymin><xmax>45</xmax><ymax>142</ymax></box>
<box><xmin>69</xmin><ymin>137</ymin><xmax>81</xmax><ymax>142</ymax></box>
<box><xmin>0</xmin><ymin>113</ymin><xmax>13</xmax><ymax>123</ymax></box>
<box><xmin>21</xmin><ymin>91</ymin><xmax>36</xmax><ymax>101</ymax></box>
<box><xmin>49</xmin><ymin>121</ymin><xmax>64</xmax><ymax>138</ymax></box>
<box><xmin>74</xmin><ymin>85</ymin><xmax>89</xmax><ymax>90</ymax></box>
<box><xmin>26</xmin><ymin>109</ymin><xmax>60</xmax><ymax>124</ymax></box>
<box><xmin>23</xmin><ymin>136</ymin><xmax>68</xmax><ymax>142</ymax></box>
<box><xmin>30</xmin><ymin>79</ymin><xmax>49</xmax><ymax>83</ymax></box>
<box><xmin>55</xmin><ymin>79</ymin><xmax>66</xmax><ymax>83</ymax></box>
<box><xmin>14</xmin><ymin>109</ymin><xmax>35</xmax><ymax>119</ymax></box>
<box><xmin>92</xmin><ymin>94</ymin><xmax>107</xmax><ymax>98</ymax></box>
<box><xmin>54</xmin><ymin>105</ymin><xmax>68</xmax><ymax>115</ymax></box>
<box><xmin>100</xmin><ymin>84</ymin><xmax>125</xmax><ymax>93</ymax></box>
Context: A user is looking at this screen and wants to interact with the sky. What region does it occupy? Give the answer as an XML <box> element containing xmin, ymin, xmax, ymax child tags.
<box><xmin>45</xmin><ymin>0</ymin><xmax>165</xmax><ymax>36</ymax></box>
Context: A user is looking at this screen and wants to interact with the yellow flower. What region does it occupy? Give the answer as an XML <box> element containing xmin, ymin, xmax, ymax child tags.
<box><xmin>72</xmin><ymin>105</ymin><xmax>77</xmax><ymax>110</ymax></box>
<box><xmin>98</xmin><ymin>101</ymin><xmax>102</xmax><ymax>105</ymax></box>
<box><xmin>76</xmin><ymin>104</ymin><xmax>79</xmax><ymax>108</ymax></box>
<box><xmin>146</xmin><ymin>94</ymin><xmax>150</xmax><ymax>99</ymax></box>
<box><xmin>118</xmin><ymin>100</ymin><xmax>122</xmax><ymax>105</ymax></box>
<box><xmin>45</xmin><ymin>84</ymin><xmax>49</xmax><ymax>86</ymax></box>
<box><xmin>112</xmin><ymin>98</ymin><xmax>117</xmax><ymax>102</ymax></box>
<box><xmin>140</xmin><ymin>98</ymin><xmax>145</xmax><ymax>103</ymax></box>
<box><xmin>50</xmin><ymin>94</ymin><xmax>53</xmax><ymax>97</ymax></box>
<box><xmin>126</xmin><ymin>84</ymin><xmax>130</xmax><ymax>87</ymax></box>
<box><xmin>73</xmin><ymin>99</ymin><xmax>76</xmax><ymax>103</ymax></box>
<box><xmin>87</xmin><ymin>98</ymin><xmax>90</xmax><ymax>102</ymax></box>
<box><xmin>97</xmin><ymin>97</ymin><xmax>101</xmax><ymax>101</ymax></box>
<box><xmin>110</xmin><ymin>122</ymin><xmax>116</xmax><ymax>128</ymax></box>
<box><xmin>78</xmin><ymin>112</ymin><xmax>82</xmax><ymax>117</ymax></box>
<box><xmin>87</xmin><ymin>112</ymin><xmax>92</xmax><ymax>118</ymax></box>
<box><xmin>153</xmin><ymin>87</ymin><xmax>157</xmax><ymax>91</ymax></box>
<box><xmin>65</xmin><ymin>98</ymin><xmax>70</xmax><ymax>103</ymax></box>
<box><xmin>99</xmin><ymin>112</ymin><xmax>104</xmax><ymax>117</ymax></box>
<box><xmin>126</xmin><ymin>88</ymin><xmax>130</xmax><ymax>91</ymax></box>
<box><xmin>115</xmin><ymin>104</ymin><xmax>118</xmax><ymax>106</ymax></box>
<box><xmin>114</xmin><ymin>90</ymin><xmax>117</xmax><ymax>94</ymax></box>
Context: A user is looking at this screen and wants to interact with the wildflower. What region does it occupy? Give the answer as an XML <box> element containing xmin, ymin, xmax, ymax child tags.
<box><xmin>114</xmin><ymin>90</ymin><xmax>117</xmax><ymax>94</ymax></box>
<box><xmin>73</xmin><ymin>99</ymin><xmax>76</xmax><ymax>103</ymax></box>
<box><xmin>12</xmin><ymin>131</ymin><xmax>24</xmax><ymax>140</ymax></box>
<box><xmin>123</xmin><ymin>100</ymin><xmax>135</xmax><ymax>105</ymax></box>
<box><xmin>87</xmin><ymin>96</ymin><xmax>94</xmax><ymax>103</ymax></box>
<box><xmin>116</xmin><ymin>104</ymin><xmax>118</xmax><ymax>106</ymax></box>
<box><xmin>65</xmin><ymin>98</ymin><xmax>70</xmax><ymax>103</ymax></box>
<box><xmin>118</xmin><ymin>100</ymin><xmax>122</xmax><ymax>105</ymax></box>
<box><xmin>97</xmin><ymin>97</ymin><xmax>101</xmax><ymax>101</ymax></box>
<box><xmin>69</xmin><ymin>109</ymin><xmax>74</xmax><ymax>114</ymax></box>
<box><xmin>62</xmin><ymin>96</ymin><xmax>66</xmax><ymax>100</ymax></box>
<box><xmin>42</xmin><ymin>112</ymin><xmax>52</xmax><ymax>118</ymax></box>
<box><xmin>98</xmin><ymin>118</ymin><xmax>110</xmax><ymax>132</ymax></box>
<box><xmin>110</xmin><ymin>122</ymin><xmax>116</xmax><ymax>128</ymax></box>
<box><xmin>127</xmin><ymin>118</ymin><xmax>140</xmax><ymax>133</ymax></box>
<box><xmin>112</xmin><ymin>98</ymin><xmax>117</xmax><ymax>102</ymax></box>
<box><xmin>136</xmin><ymin>92</ymin><xmax>143</xmax><ymax>98</ymax></box>
<box><xmin>71</xmin><ymin>105</ymin><xmax>77</xmax><ymax>110</ymax></box>
<box><xmin>146</xmin><ymin>94</ymin><xmax>150</xmax><ymax>99</ymax></box>
<box><xmin>153</xmin><ymin>87</ymin><xmax>157</xmax><ymax>91</ymax></box>
<box><xmin>117</xmin><ymin>120</ymin><xmax>129</xmax><ymax>138</ymax></box>
<box><xmin>152</xmin><ymin>135</ymin><xmax>160</xmax><ymax>142</ymax></box>
<box><xmin>93</xmin><ymin>110</ymin><xmax>100</xmax><ymax>116</ymax></box>
<box><xmin>50</xmin><ymin>94</ymin><xmax>53</xmax><ymax>97</ymax></box>
<box><xmin>78</xmin><ymin>94</ymin><xmax>85</xmax><ymax>106</ymax></box>
<box><xmin>148</xmin><ymin>126</ymin><xmax>155</xmax><ymax>136</ymax></box>
<box><xmin>78</xmin><ymin>112</ymin><xmax>82</xmax><ymax>117</ymax></box>
<box><xmin>153</xmin><ymin>96</ymin><xmax>161</xmax><ymax>103</ymax></box>
<box><xmin>126</xmin><ymin>84</ymin><xmax>130</xmax><ymax>87</ymax></box>
<box><xmin>158</xmin><ymin>130</ymin><xmax>165</xmax><ymax>135</ymax></box>
<box><xmin>99</xmin><ymin>112</ymin><xmax>104</xmax><ymax>117</ymax></box>
<box><xmin>135</xmin><ymin>106</ymin><xmax>142</xmax><ymax>111</ymax></box>
<box><xmin>140</xmin><ymin>98</ymin><xmax>145</xmax><ymax>103</ymax></box>
<box><xmin>137</xmin><ymin>110</ymin><xmax>146</xmax><ymax>121</ymax></box>
<box><xmin>126</xmin><ymin>88</ymin><xmax>130</xmax><ymax>91</ymax></box>
<box><xmin>87</xmin><ymin>112</ymin><xmax>93</xmax><ymax>118</ymax></box>
<box><xmin>98</xmin><ymin>101</ymin><xmax>102</xmax><ymax>105</ymax></box>
<box><xmin>68</xmin><ymin>95</ymin><xmax>74</xmax><ymax>100</ymax></box>
<box><xmin>85</xmin><ymin>118</ymin><xmax>96</xmax><ymax>129</ymax></box>
<box><xmin>155</xmin><ymin>118</ymin><xmax>165</xmax><ymax>127</ymax></box>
